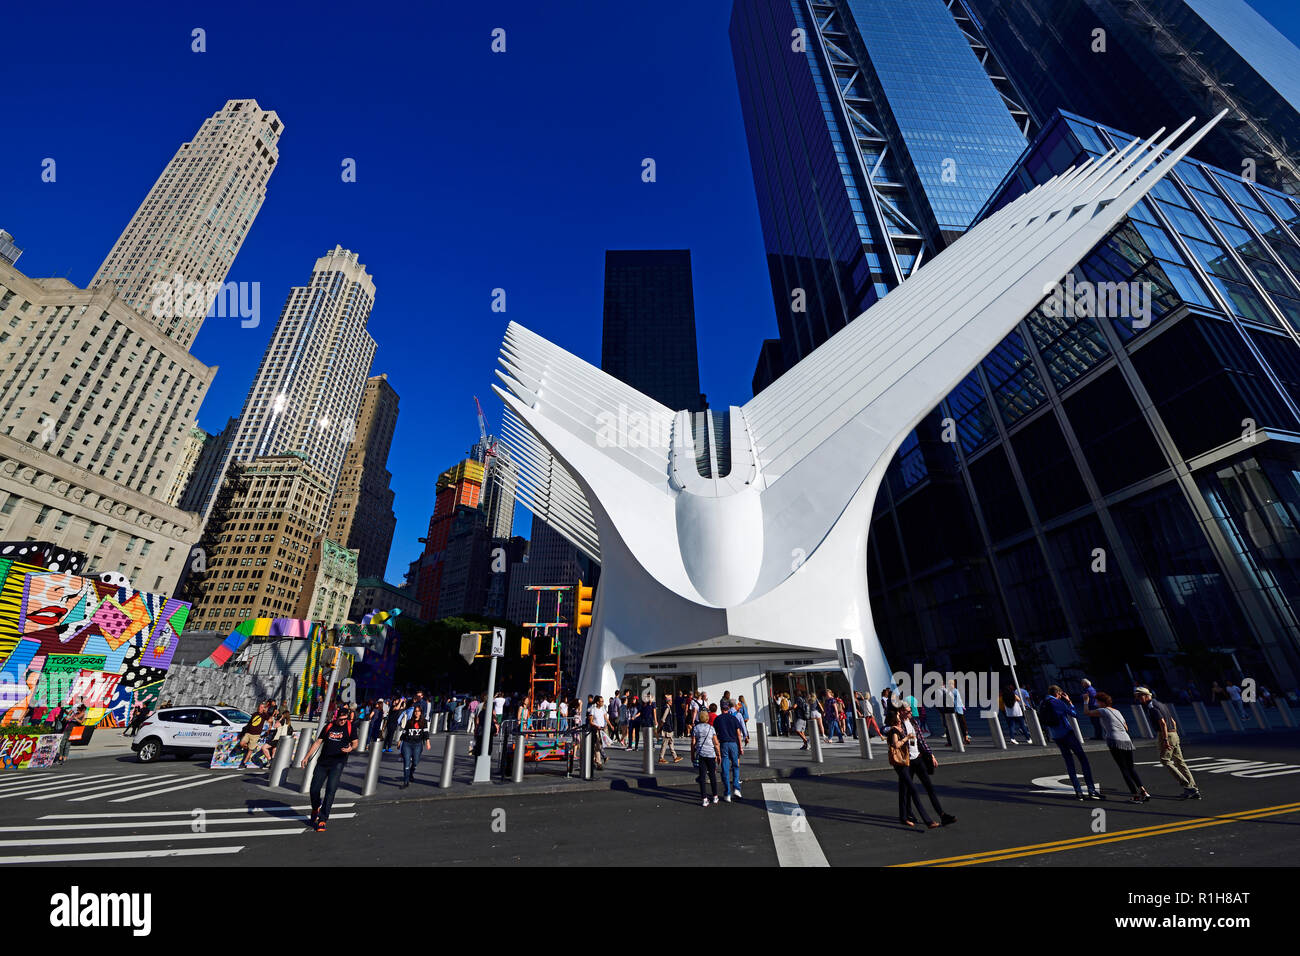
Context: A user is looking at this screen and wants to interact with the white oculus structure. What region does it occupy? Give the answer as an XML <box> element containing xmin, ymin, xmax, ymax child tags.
<box><xmin>494</xmin><ymin>115</ymin><xmax>1224</xmax><ymax>726</ymax></box>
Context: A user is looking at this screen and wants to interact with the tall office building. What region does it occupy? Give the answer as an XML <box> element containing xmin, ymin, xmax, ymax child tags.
<box><xmin>414</xmin><ymin>459</ymin><xmax>485</xmax><ymax>620</ymax></box>
<box><xmin>90</xmin><ymin>99</ymin><xmax>282</xmax><ymax>347</ymax></box>
<box><xmin>470</xmin><ymin>436</ymin><xmax>518</xmax><ymax>540</ymax></box>
<box><xmin>0</xmin><ymin>263</ymin><xmax>213</xmax><ymax>591</ymax></box>
<box><xmin>293</xmin><ymin>536</ymin><xmax>359</xmax><ymax>629</ymax></box>
<box><xmin>210</xmin><ymin>246</ymin><xmax>377</xmax><ymax>528</ymax></box>
<box><xmin>963</xmin><ymin>0</ymin><xmax>1300</xmax><ymax>196</ymax></box>
<box><xmin>186</xmin><ymin>453</ymin><xmax>333</xmax><ymax>629</ymax></box>
<box><xmin>601</xmin><ymin>250</ymin><xmax>707</xmax><ymax>411</ymax></box>
<box><xmin>731</xmin><ymin>0</ymin><xmax>1031</xmax><ymax>383</ymax></box>
<box><xmin>177</xmin><ymin>416</ymin><xmax>236</xmax><ymax>514</ymax></box>
<box><xmin>325</xmin><ymin>373</ymin><xmax>399</xmax><ymax>579</ymax></box>
<box><xmin>165</xmin><ymin>426</ymin><xmax>209</xmax><ymax>507</ymax></box>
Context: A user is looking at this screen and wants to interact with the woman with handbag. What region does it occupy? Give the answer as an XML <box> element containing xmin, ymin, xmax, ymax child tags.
<box><xmin>885</xmin><ymin>710</ymin><xmax>937</xmax><ymax>829</ymax></box>
<box><xmin>1085</xmin><ymin>691</ymin><xmax>1149</xmax><ymax>803</ymax></box>
<box><xmin>899</xmin><ymin>701</ymin><xmax>956</xmax><ymax>826</ymax></box>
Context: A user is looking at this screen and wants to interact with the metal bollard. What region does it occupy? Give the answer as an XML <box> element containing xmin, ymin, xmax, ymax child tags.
<box><xmin>857</xmin><ymin>719</ymin><xmax>874</xmax><ymax>760</ymax></box>
<box><xmin>363</xmin><ymin>737</ymin><xmax>383</xmax><ymax>795</ymax></box>
<box><xmin>1221</xmin><ymin>700</ymin><xmax>1245</xmax><ymax>732</ymax></box>
<box><xmin>511</xmin><ymin>731</ymin><xmax>526</xmax><ymax>783</ymax></box>
<box><xmin>1191</xmin><ymin>701</ymin><xmax>1213</xmax><ymax>734</ymax></box>
<box><xmin>757</xmin><ymin>723</ymin><xmax>771</xmax><ymax>768</ymax></box>
<box><xmin>581</xmin><ymin>730</ymin><xmax>594</xmax><ymax>780</ymax></box>
<box><xmin>268</xmin><ymin>732</ymin><xmax>296</xmax><ymax>788</ymax></box>
<box><xmin>946</xmin><ymin>713</ymin><xmax>966</xmax><ymax>753</ymax></box>
<box><xmin>1275</xmin><ymin>700</ymin><xmax>1295</xmax><ymax>728</ymax></box>
<box><xmin>1130</xmin><ymin>705</ymin><xmax>1154</xmax><ymax>739</ymax></box>
<box><xmin>439</xmin><ymin>733</ymin><xmax>456</xmax><ymax>788</ymax></box>
<box><xmin>987</xmin><ymin>713</ymin><xmax>1007</xmax><ymax>750</ymax></box>
<box><xmin>809</xmin><ymin>719</ymin><xmax>824</xmax><ymax>764</ymax></box>
<box><xmin>1068</xmin><ymin>716</ymin><xmax>1085</xmax><ymax>747</ymax></box>
<box><xmin>1027</xmin><ymin>708</ymin><xmax>1049</xmax><ymax>747</ymax></box>
<box><xmin>292</xmin><ymin>727</ymin><xmax>315</xmax><ymax>765</ymax></box>
<box><xmin>643</xmin><ymin>726</ymin><xmax>654</xmax><ymax>776</ymax></box>
<box><xmin>1249</xmin><ymin>701</ymin><xmax>1270</xmax><ymax>730</ymax></box>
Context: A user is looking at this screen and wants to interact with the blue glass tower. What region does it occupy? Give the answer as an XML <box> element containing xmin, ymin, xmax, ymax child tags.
<box><xmin>730</xmin><ymin>0</ymin><xmax>1034</xmax><ymax>381</ymax></box>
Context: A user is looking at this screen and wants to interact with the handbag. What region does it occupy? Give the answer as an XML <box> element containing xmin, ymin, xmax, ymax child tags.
<box><xmin>887</xmin><ymin>731</ymin><xmax>910</xmax><ymax>767</ymax></box>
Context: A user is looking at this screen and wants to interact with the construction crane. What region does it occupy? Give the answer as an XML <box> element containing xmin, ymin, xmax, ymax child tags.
<box><xmin>474</xmin><ymin>395</ymin><xmax>498</xmax><ymax>461</ymax></box>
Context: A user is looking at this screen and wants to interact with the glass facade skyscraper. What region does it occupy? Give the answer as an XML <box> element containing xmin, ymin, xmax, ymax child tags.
<box><xmin>866</xmin><ymin>112</ymin><xmax>1300</xmax><ymax>696</ymax></box>
<box><xmin>729</xmin><ymin>0</ymin><xmax>1032</xmax><ymax>378</ymax></box>
<box><xmin>962</xmin><ymin>0</ymin><xmax>1300</xmax><ymax>196</ymax></box>
<box><xmin>600</xmin><ymin>250</ymin><xmax>706</xmax><ymax>412</ymax></box>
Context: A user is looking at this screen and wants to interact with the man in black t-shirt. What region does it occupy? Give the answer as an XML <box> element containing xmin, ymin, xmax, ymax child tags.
<box><xmin>301</xmin><ymin>709</ymin><xmax>358</xmax><ymax>831</ymax></box>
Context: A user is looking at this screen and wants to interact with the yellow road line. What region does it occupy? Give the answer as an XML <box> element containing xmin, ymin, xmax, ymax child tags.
<box><xmin>894</xmin><ymin>802</ymin><xmax>1300</xmax><ymax>867</ymax></box>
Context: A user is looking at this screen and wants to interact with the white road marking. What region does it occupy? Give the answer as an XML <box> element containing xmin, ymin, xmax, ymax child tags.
<box><xmin>0</xmin><ymin>773</ymin><xmax>90</xmax><ymax>793</ymax></box>
<box><xmin>66</xmin><ymin>775</ymin><xmax>188</xmax><ymax>801</ymax></box>
<box><xmin>26</xmin><ymin>774</ymin><xmax>152</xmax><ymax>800</ymax></box>
<box><xmin>0</xmin><ymin>846</ymin><xmax>245</xmax><ymax>864</ymax></box>
<box><xmin>0</xmin><ymin>812</ymin><xmax>356</xmax><ymax>833</ymax></box>
<box><xmin>0</xmin><ymin>773</ymin><xmax>119</xmax><ymax>798</ymax></box>
<box><xmin>110</xmin><ymin>776</ymin><xmax>228</xmax><ymax>802</ymax></box>
<box><xmin>762</xmin><ymin>782</ymin><xmax>829</xmax><ymax>867</ymax></box>
<box><xmin>41</xmin><ymin>803</ymin><xmax>357</xmax><ymax>819</ymax></box>
<box><xmin>0</xmin><ymin>827</ymin><xmax>307</xmax><ymax>847</ymax></box>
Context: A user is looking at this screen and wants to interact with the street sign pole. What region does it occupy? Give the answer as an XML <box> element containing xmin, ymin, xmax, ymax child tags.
<box><xmin>472</xmin><ymin>627</ymin><xmax>506</xmax><ymax>784</ymax></box>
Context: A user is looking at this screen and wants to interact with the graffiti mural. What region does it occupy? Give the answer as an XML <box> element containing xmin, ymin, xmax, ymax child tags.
<box><xmin>0</xmin><ymin>545</ymin><xmax>191</xmax><ymax>731</ymax></box>
<box><xmin>0</xmin><ymin>732</ymin><xmax>63</xmax><ymax>769</ymax></box>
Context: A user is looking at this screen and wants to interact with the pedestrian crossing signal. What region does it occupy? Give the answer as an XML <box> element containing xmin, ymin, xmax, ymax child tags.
<box><xmin>576</xmin><ymin>580</ymin><xmax>594</xmax><ymax>633</ymax></box>
<box><xmin>521</xmin><ymin>637</ymin><xmax>531</xmax><ymax>656</ymax></box>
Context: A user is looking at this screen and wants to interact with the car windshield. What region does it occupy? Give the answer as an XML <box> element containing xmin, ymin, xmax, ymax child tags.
<box><xmin>217</xmin><ymin>708</ymin><xmax>251</xmax><ymax>723</ymax></box>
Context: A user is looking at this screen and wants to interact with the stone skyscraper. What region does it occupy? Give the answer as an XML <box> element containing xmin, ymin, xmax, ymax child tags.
<box><xmin>204</xmin><ymin>246</ymin><xmax>378</xmax><ymax>528</ymax></box>
<box><xmin>90</xmin><ymin>99</ymin><xmax>282</xmax><ymax>348</ymax></box>
<box><xmin>325</xmin><ymin>373</ymin><xmax>399</xmax><ymax>579</ymax></box>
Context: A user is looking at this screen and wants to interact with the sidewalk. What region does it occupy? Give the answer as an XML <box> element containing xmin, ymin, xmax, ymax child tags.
<box><xmin>254</xmin><ymin>721</ymin><xmax>1297</xmax><ymax>804</ymax></box>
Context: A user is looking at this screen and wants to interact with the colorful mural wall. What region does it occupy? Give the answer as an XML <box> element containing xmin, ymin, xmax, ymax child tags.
<box><xmin>0</xmin><ymin>547</ymin><xmax>190</xmax><ymax>730</ymax></box>
<box><xmin>194</xmin><ymin>616</ymin><xmax>331</xmax><ymax>715</ymax></box>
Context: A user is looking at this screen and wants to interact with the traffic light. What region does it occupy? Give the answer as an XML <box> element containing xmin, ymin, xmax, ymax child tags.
<box><xmin>326</xmin><ymin>647</ymin><xmax>341</xmax><ymax>669</ymax></box>
<box><xmin>521</xmin><ymin>636</ymin><xmax>532</xmax><ymax>656</ymax></box>
<box><xmin>576</xmin><ymin>580</ymin><xmax>594</xmax><ymax>633</ymax></box>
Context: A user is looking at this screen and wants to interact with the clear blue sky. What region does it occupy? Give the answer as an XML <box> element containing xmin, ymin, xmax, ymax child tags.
<box><xmin>3</xmin><ymin>0</ymin><xmax>1297</xmax><ymax>585</ymax></box>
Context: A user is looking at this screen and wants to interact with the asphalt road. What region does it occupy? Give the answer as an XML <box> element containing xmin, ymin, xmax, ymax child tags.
<box><xmin>3</xmin><ymin>732</ymin><xmax>1296</xmax><ymax>866</ymax></box>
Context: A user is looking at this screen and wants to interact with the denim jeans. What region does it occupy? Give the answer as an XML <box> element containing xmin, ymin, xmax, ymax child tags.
<box><xmin>310</xmin><ymin>757</ymin><xmax>347</xmax><ymax>820</ymax></box>
<box><xmin>1054</xmin><ymin>734</ymin><xmax>1096</xmax><ymax>794</ymax></box>
<box><xmin>400</xmin><ymin>739</ymin><xmax>424</xmax><ymax>782</ymax></box>
<box><xmin>720</xmin><ymin>741</ymin><xmax>741</xmax><ymax>794</ymax></box>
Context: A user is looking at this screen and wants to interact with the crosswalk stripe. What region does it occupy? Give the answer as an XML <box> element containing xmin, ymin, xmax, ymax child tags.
<box><xmin>0</xmin><ymin>826</ymin><xmax>307</xmax><ymax>848</ymax></box>
<box><xmin>26</xmin><ymin>774</ymin><xmax>153</xmax><ymax>801</ymax></box>
<box><xmin>0</xmin><ymin>773</ymin><xmax>89</xmax><ymax>794</ymax></box>
<box><xmin>0</xmin><ymin>812</ymin><xmax>357</xmax><ymax>833</ymax></box>
<box><xmin>762</xmin><ymin>782</ymin><xmax>829</xmax><ymax>868</ymax></box>
<box><xmin>0</xmin><ymin>846</ymin><xmax>246</xmax><ymax>864</ymax></box>
<box><xmin>0</xmin><ymin>773</ymin><xmax>119</xmax><ymax>798</ymax></box>
<box><xmin>66</xmin><ymin>775</ymin><xmax>188</xmax><ymax>802</ymax></box>
<box><xmin>42</xmin><ymin>803</ymin><xmax>358</xmax><ymax>819</ymax></box>
<box><xmin>110</xmin><ymin>776</ymin><xmax>228</xmax><ymax>803</ymax></box>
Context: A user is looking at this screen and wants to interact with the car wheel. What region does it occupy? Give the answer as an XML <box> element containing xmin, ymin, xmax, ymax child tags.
<box><xmin>135</xmin><ymin>737</ymin><xmax>163</xmax><ymax>763</ymax></box>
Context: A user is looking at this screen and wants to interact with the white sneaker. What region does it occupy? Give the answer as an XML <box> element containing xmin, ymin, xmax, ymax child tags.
<box><xmin>724</xmin><ymin>795</ymin><xmax>732</xmax><ymax>803</ymax></box>
<box><xmin>733</xmin><ymin>789</ymin><xmax>742</xmax><ymax>799</ymax></box>
<box><xmin>712</xmin><ymin>795</ymin><xmax>719</xmax><ymax>805</ymax></box>
<box><xmin>1009</xmin><ymin>739</ymin><xmax>1019</xmax><ymax>745</ymax></box>
<box><xmin>702</xmin><ymin>797</ymin><xmax>710</xmax><ymax>807</ymax></box>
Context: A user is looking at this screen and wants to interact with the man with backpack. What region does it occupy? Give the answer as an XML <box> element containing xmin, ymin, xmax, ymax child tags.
<box><xmin>1041</xmin><ymin>686</ymin><xmax>1101</xmax><ymax>800</ymax></box>
<box><xmin>301</xmin><ymin>707</ymin><xmax>359</xmax><ymax>831</ymax></box>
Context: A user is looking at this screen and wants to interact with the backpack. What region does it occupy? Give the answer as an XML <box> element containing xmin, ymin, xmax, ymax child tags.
<box><xmin>1038</xmin><ymin>699</ymin><xmax>1061</xmax><ymax>729</ymax></box>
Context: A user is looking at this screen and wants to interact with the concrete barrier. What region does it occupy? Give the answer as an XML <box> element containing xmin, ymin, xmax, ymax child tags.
<box><xmin>1191</xmin><ymin>702</ymin><xmax>1213</xmax><ymax>734</ymax></box>
<box><xmin>1275</xmin><ymin>700</ymin><xmax>1295</xmax><ymax>728</ymax></box>
<box><xmin>1221</xmin><ymin>700</ymin><xmax>1245</xmax><ymax>732</ymax></box>
<box><xmin>757</xmin><ymin>723</ymin><xmax>771</xmax><ymax>768</ymax></box>
<box><xmin>809</xmin><ymin>719</ymin><xmax>824</xmax><ymax>764</ymax></box>
<box><xmin>439</xmin><ymin>733</ymin><xmax>456</xmax><ymax>788</ymax></box>
<box><xmin>986</xmin><ymin>713</ymin><xmax>1007</xmax><ymax>750</ymax></box>
<box><xmin>946</xmin><ymin>713</ymin><xmax>966</xmax><ymax>753</ymax></box>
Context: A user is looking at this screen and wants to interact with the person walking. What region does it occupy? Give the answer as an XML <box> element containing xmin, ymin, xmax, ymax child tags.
<box><xmin>397</xmin><ymin>703</ymin><xmax>432</xmax><ymax>788</ymax></box>
<box><xmin>658</xmin><ymin>694</ymin><xmax>682</xmax><ymax>763</ymax></box>
<box><xmin>949</xmin><ymin>680</ymin><xmax>971</xmax><ymax>744</ymax></box>
<box><xmin>1003</xmin><ymin>685</ymin><xmax>1032</xmax><ymax>744</ymax></box>
<box><xmin>899</xmin><ymin>701</ymin><xmax>956</xmax><ymax>825</ymax></box>
<box><xmin>824</xmin><ymin>693</ymin><xmax>846</xmax><ymax>743</ymax></box>
<box><xmin>587</xmin><ymin>695</ymin><xmax>608</xmax><ymax>770</ymax></box>
<box><xmin>1225</xmin><ymin>681</ymin><xmax>1247</xmax><ymax>723</ymax></box>
<box><xmin>737</xmin><ymin>695</ymin><xmax>751</xmax><ymax>744</ymax></box>
<box><xmin>384</xmin><ymin>697</ymin><xmax>404</xmax><ymax>753</ymax></box>
<box><xmin>792</xmin><ymin>690</ymin><xmax>810</xmax><ymax>749</ymax></box>
<box><xmin>302</xmin><ymin>708</ymin><xmax>359</xmax><ymax>831</ymax></box>
<box><xmin>778</xmin><ymin>693</ymin><xmax>791</xmax><ymax>737</ymax></box>
<box><xmin>691</xmin><ymin>709</ymin><xmax>721</xmax><ymax>807</ymax></box>
<box><xmin>885</xmin><ymin>709</ymin><xmax>937</xmax><ymax>829</ymax></box>
<box><xmin>714</xmin><ymin>699</ymin><xmax>745</xmax><ymax>801</ymax></box>
<box><xmin>1040</xmin><ymin>686</ymin><xmax>1102</xmax><ymax>800</ymax></box>
<box><xmin>1085</xmin><ymin>692</ymin><xmax>1149</xmax><ymax>803</ymax></box>
<box><xmin>1135</xmin><ymin>686</ymin><xmax>1201</xmax><ymax>799</ymax></box>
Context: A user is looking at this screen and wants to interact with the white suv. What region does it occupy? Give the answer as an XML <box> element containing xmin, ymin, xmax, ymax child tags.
<box><xmin>131</xmin><ymin>706</ymin><xmax>252</xmax><ymax>763</ymax></box>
